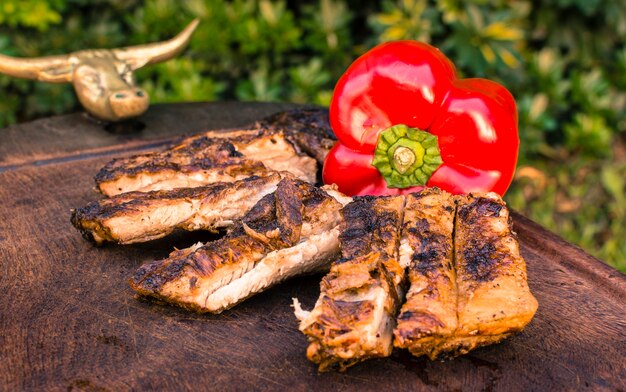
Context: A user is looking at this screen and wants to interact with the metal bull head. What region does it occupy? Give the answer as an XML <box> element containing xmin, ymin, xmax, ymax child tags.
<box><xmin>0</xmin><ymin>19</ymin><xmax>199</xmax><ymax>122</ymax></box>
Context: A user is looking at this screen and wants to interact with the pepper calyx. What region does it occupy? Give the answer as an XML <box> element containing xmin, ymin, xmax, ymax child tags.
<box><xmin>371</xmin><ymin>124</ymin><xmax>443</xmax><ymax>188</ymax></box>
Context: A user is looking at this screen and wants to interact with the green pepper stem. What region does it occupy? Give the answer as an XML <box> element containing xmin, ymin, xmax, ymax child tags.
<box><xmin>392</xmin><ymin>146</ymin><xmax>417</xmax><ymax>173</ymax></box>
<box><xmin>371</xmin><ymin>124</ymin><xmax>443</xmax><ymax>188</ymax></box>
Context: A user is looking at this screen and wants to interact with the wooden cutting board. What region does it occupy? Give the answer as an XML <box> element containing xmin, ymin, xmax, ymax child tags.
<box><xmin>1</xmin><ymin>103</ymin><xmax>624</xmax><ymax>391</ymax></box>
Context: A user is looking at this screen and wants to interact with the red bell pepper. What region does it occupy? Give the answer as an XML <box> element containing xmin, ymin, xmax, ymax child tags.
<box><xmin>322</xmin><ymin>40</ymin><xmax>519</xmax><ymax>196</ymax></box>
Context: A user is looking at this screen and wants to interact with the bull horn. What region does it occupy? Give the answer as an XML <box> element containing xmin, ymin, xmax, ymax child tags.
<box><xmin>112</xmin><ymin>19</ymin><xmax>200</xmax><ymax>69</ymax></box>
<box><xmin>0</xmin><ymin>53</ymin><xmax>74</xmax><ymax>83</ymax></box>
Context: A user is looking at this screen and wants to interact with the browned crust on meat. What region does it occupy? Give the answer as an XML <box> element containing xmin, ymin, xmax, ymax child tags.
<box><xmin>71</xmin><ymin>174</ymin><xmax>281</xmax><ymax>245</ymax></box>
<box><xmin>456</xmin><ymin>195</ymin><xmax>511</xmax><ymax>283</ymax></box>
<box><xmin>95</xmin><ymin>139</ymin><xmax>256</xmax><ymax>183</ymax></box>
<box><xmin>339</xmin><ymin>195</ymin><xmax>403</xmax><ymax>260</ymax></box>
<box><xmin>273</xmin><ymin>178</ymin><xmax>305</xmax><ymax>247</ymax></box>
<box><xmin>393</xmin><ymin>188</ymin><xmax>457</xmax><ymax>359</ymax></box>
<box><xmin>130</xmin><ymin>178</ymin><xmax>342</xmax><ymax>312</ymax></box>
<box><xmin>388</xmin><ymin>190</ymin><xmax>538</xmax><ymax>361</ymax></box>
<box><xmin>130</xmin><ymin>235</ymin><xmax>267</xmax><ymax>300</ymax></box>
<box><xmin>453</xmin><ymin>192</ymin><xmax>538</xmax><ymax>345</ymax></box>
<box><xmin>95</xmin><ymin>110</ymin><xmax>329</xmax><ymax>196</ymax></box>
<box><xmin>256</xmin><ymin>108</ymin><xmax>335</xmax><ymax>165</ymax></box>
<box><xmin>95</xmin><ymin>138</ymin><xmax>271</xmax><ymax>196</ymax></box>
<box><xmin>257</xmin><ymin>108</ymin><xmax>334</xmax><ymax>141</ymax></box>
<box><xmin>300</xmin><ymin>196</ymin><xmax>405</xmax><ymax>371</ymax></box>
<box><xmin>303</xmin><ymin>253</ymin><xmax>397</xmax><ymax>371</ymax></box>
<box><xmin>94</xmin><ymin>125</ymin><xmax>319</xmax><ymax>195</ymax></box>
<box><xmin>178</xmin><ymin>128</ymin><xmax>271</xmax><ymax>149</ymax></box>
<box><xmin>76</xmin><ymin>174</ymin><xmax>265</xmax><ymax>221</ymax></box>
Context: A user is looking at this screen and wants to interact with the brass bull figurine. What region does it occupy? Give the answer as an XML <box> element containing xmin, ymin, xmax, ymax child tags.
<box><xmin>0</xmin><ymin>19</ymin><xmax>199</xmax><ymax>122</ymax></box>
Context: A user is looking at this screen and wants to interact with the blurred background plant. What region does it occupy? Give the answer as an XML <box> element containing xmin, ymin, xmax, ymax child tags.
<box><xmin>0</xmin><ymin>0</ymin><xmax>624</xmax><ymax>271</ymax></box>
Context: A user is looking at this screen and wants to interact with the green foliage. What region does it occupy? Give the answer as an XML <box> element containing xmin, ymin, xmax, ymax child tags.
<box><xmin>0</xmin><ymin>0</ymin><xmax>63</xmax><ymax>31</ymax></box>
<box><xmin>507</xmin><ymin>156</ymin><xmax>626</xmax><ymax>272</ymax></box>
<box><xmin>0</xmin><ymin>0</ymin><xmax>624</xmax><ymax>271</ymax></box>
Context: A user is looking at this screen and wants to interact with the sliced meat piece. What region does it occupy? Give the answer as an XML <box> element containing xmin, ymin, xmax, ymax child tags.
<box><xmin>71</xmin><ymin>173</ymin><xmax>282</xmax><ymax>245</ymax></box>
<box><xmin>293</xmin><ymin>195</ymin><xmax>406</xmax><ymax>371</ymax></box>
<box><xmin>95</xmin><ymin>137</ymin><xmax>266</xmax><ymax>196</ymax></box>
<box><xmin>130</xmin><ymin>179</ymin><xmax>351</xmax><ymax>313</ymax></box>
<box><xmin>256</xmin><ymin>108</ymin><xmax>336</xmax><ymax>165</ymax></box>
<box><xmin>393</xmin><ymin>188</ymin><xmax>458</xmax><ymax>359</ymax></box>
<box><xmin>234</xmin><ymin>131</ymin><xmax>316</xmax><ymax>185</ymax></box>
<box><xmin>95</xmin><ymin>130</ymin><xmax>316</xmax><ymax>196</ymax></box>
<box><xmin>449</xmin><ymin>192</ymin><xmax>538</xmax><ymax>355</ymax></box>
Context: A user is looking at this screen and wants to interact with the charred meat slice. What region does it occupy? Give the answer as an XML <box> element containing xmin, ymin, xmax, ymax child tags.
<box><xmin>450</xmin><ymin>192</ymin><xmax>538</xmax><ymax>355</ymax></box>
<box><xmin>95</xmin><ymin>130</ymin><xmax>316</xmax><ymax>196</ymax></box>
<box><xmin>234</xmin><ymin>131</ymin><xmax>316</xmax><ymax>184</ymax></box>
<box><xmin>293</xmin><ymin>189</ymin><xmax>537</xmax><ymax>368</ymax></box>
<box><xmin>393</xmin><ymin>188</ymin><xmax>457</xmax><ymax>359</ymax></box>
<box><xmin>256</xmin><ymin>108</ymin><xmax>335</xmax><ymax>165</ymax></box>
<box><xmin>71</xmin><ymin>173</ymin><xmax>282</xmax><ymax>245</ymax></box>
<box><xmin>393</xmin><ymin>190</ymin><xmax>537</xmax><ymax>359</ymax></box>
<box><xmin>293</xmin><ymin>195</ymin><xmax>406</xmax><ymax>371</ymax></box>
<box><xmin>130</xmin><ymin>179</ymin><xmax>350</xmax><ymax>313</ymax></box>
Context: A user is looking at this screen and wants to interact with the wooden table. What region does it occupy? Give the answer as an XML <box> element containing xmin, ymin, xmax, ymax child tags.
<box><xmin>1</xmin><ymin>103</ymin><xmax>624</xmax><ymax>391</ymax></box>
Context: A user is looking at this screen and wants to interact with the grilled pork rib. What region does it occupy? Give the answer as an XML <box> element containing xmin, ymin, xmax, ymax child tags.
<box><xmin>293</xmin><ymin>196</ymin><xmax>406</xmax><ymax>371</ymax></box>
<box><xmin>71</xmin><ymin>173</ymin><xmax>282</xmax><ymax>245</ymax></box>
<box><xmin>394</xmin><ymin>190</ymin><xmax>537</xmax><ymax>359</ymax></box>
<box><xmin>449</xmin><ymin>192</ymin><xmax>538</xmax><ymax>354</ymax></box>
<box><xmin>96</xmin><ymin>129</ymin><xmax>316</xmax><ymax>196</ymax></box>
<box><xmin>130</xmin><ymin>179</ymin><xmax>351</xmax><ymax>313</ymax></box>
<box><xmin>256</xmin><ymin>108</ymin><xmax>335</xmax><ymax>165</ymax></box>
<box><xmin>294</xmin><ymin>189</ymin><xmax>537</xmax><ymax>370</ymax></box>
<box><xmin>393</xmin><ymin>188</ymin><xmax>458</xmax><ymax>359</ymax></box>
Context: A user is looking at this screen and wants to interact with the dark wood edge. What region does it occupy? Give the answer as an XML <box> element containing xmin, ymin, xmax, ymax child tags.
<box><xmin>0</xmin><ymin>138</ymin><xmax>174</xmax><ymax>173</ymax></box>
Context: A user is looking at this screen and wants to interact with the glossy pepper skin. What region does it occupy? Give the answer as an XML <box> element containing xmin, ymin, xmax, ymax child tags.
<box><xmin>322</xmin><ymin>40</ymin><xmax>519</xmax><ymax>196</ymax></box>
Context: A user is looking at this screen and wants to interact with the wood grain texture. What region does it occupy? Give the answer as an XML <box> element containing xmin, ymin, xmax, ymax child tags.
<box><xmin>1</xmin><ymin>103</ymin><xmax>625</xmax><ymax>392</ymax></box>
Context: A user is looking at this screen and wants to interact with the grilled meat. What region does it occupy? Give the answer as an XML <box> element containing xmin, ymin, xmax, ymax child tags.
<box><xmin>71</xmin><ymin>173</ymin><xmax>282</xmax><ymax>245</ymax></box>
<box><xmin>393</xmin><ymin>190</ymin><xmax>537</xmax><ymax>359</ymax></box>
<box><xmin>293</xmin><ymin>195</ymin><xmax>406</xmax><ymax>371</ymax></box>
<box><xmin>130</xmin><ymin>179</ymin><xmax>351</xmax><ymax>313</ymax></box>
<box><xmin>393</xmin><ymin>188</ymin><xmax>458</xmax><ymax>359</ymax></box>
<box><xmin>256</xmin><ymin>108</ymin><xmax>335</xmax><ymax>165</ymax></box>
<box><xmin>95</xmin><ymin>129</ymin><xmax>316</xmax><ymax>196</ymax></box>
<box><xmin>293</xmin><ymin>188</ymin><xmax>537</xmax><ymax>370</ymax></box>
<box><xmin>449</xmin><ymin>192</ymin><xmax>538</xmax><ymax>355</ymax></box>
<box><xmin>76</xmin><ymin>107</ymin><xmax>536</xmax><ymax>368</ymax></box>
